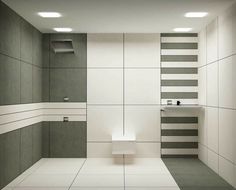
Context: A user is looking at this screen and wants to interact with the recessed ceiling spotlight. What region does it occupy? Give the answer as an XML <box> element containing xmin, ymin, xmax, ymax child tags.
<box><xmin>173</xmin><ymin>28</ymin><xmax>193</xmax><ymax>32</ymax></box>
<box><xmin>185</xmin><ymin>12</ymin><xmax>208</xmax><ymax>18</ymax></box>
<box><xmin>38</xmin><ymin>12</ymin><xmax>61</xmax><ymax>18</ymax></box>
<box><xmin>53</xmin><ymin>28</ymin><xmax>73</xmax><ymax>32</ymax></box>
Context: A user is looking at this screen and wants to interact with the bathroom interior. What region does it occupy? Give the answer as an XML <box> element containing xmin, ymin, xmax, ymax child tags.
<box><xmin>0</xmin><ymin>0</ymin><xmax>236</xmax><ymax>189</ymax></box>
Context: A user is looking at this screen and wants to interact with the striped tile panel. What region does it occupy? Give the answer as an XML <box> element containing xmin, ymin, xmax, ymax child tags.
<box><xmin>0</xmin><ymin>103</ymin><xmax>87</xmax><ymax>134</ymax></box>
<box><xmin>160</xmin><ymin>33</ymin><xmax>198</xmax><ymax>158</ymax></box>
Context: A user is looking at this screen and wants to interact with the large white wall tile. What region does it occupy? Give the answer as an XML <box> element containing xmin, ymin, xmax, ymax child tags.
<box><xmin>198</xmin><ymin>143</ymin><xmax>208</xmax><ymax>164</ymax></box>
<box><xmin>88</xmin><ymin>69</ymin><xmax>123</xmax><ymax>104</ymax></box>
<box><xmin>207</xmin><ymin>107</ymin><xmax>219</xmax><ymax>153</ymax></box>
<box><xmin>134</xmin><ymin>143</ymin><xmax>161</xmax><ymax>158</ymax></box>
<box><xmin>218</xmin><ymin>5</ymin><xmax>233</xmax><ymax>59</ymax></box>
<box><xmin>208</xmin><ymin>149</ymin><xmax>219</xmax><ymax>174</ymax></box>
<box><xmin>125</xmin><ymin>69</ymin><xmax>160</xmax><ymax>104</ymax></box>
<box><xmin>207</xmin><ymin>62</ymin><xmax>218</xmax><ymax>107</ymax></box>
<box><xmin>219</xmin><ymin>156</ymin><xmax>235</xmax><ymax>187</ymax></box>
<box><xmin>199</xmin><ymin>28</ymin><xmax>207</xmax><ymax>67</ymax></box>
<box><xmin>198</xmin><ymin>108</ymin><xmax>207</xmax><ymax>146</ymax></box>
<box><xmin>219</xmin><ymin>56</ymin><xmax>236</xmax><ymax>109</ymax></box>
<box><xmin>125</xmin><ymin>106</ymin><xmax>160</xmax><ymax>141</ymax></box>
<box><xmin>87</xmin><ymin>106</ymin><xmax>123</xmax><ymax>141</ymax></box>
<box><xmin>198</xmin><ymin>67</ymin><xmax>207</xmax><ymax>106</ymax></box>
<box><xmin>87</xmin><ymin>34</ymin><xmax>123</xmax><ymax>68</ymax></box>
<box><xmin>233</xmin><ymin>3</ymin><xmax>236</xmax><ymax>56</ymax></box>
<box><xmin>219</xmin><ymin>109</ymin><xmax>236</xmax><ymax>163</ymax></box>
<box><xmin>87</xmin><ymin>143</ymin><xmax>114</xmax><ymax>158</ymax></box>
<box><xmin>124</xmin><ymin>34</ymin><xmax>160</xmax><ymax>68</ymax></box>
<box><xmin>207</xmin><ymin>19</ymin><xmax>218</xmax><ymax>64</ymax></box>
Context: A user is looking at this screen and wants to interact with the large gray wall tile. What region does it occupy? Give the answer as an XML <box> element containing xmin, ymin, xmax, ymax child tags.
<box><xmin>33</xmin><ymin>66</ymin><xmax>42</xmax><ymax>103</ymax></box>
<box><xmin>50</xmin><ymin>68</ymin><xmax>87</xmax><ymax>102</ymax></box>
<box><xmin>0</xmin><ymin>134</ymin><xmax>3</xmax><ymax>189</ymax></box>
<box><xmin>42</xmin><ymin>34</ymin><xmax>50</xmax><ymax>68</ymax></box>
<box><xmin>20</xmin><ymin>62</ymin><xmax>33</xmax><ymax>103</ymax></box>
<box><xmin>50</xmin><ymin>121</ymin><xmax>87</xmax><ymax>158</ymax></box>
<box><xmin>50</xmin><ymin>34</ymin><xmax>87</xmax><ymax>68</ymax></box>
<box><xmin>33</xmin><ymin>28</ymin><xmax>42</xmax><ymax>67</ymax></box>
<box><xmin>20</xmin><ymin>126</ymin><xmax>33</xmax><ymax>172</ymax></box>
<box><xmin>0</xmin><ymin>2</ymin><xmax>20</xmax><ymax>58</ymax></box>
<box><xmin>2</xmin><ymin>130</ymin><xmax>20</xmax><ymax>187</ymax></box>
<box><xmin>0</xmin><ymin>54</ymin><xmax>20</xmax><ymax>105</ymax></box>
<box><xmin>42</xmin><ymin>122</ymin><xmax>50</xmax><ymax>158</ymax></box>
<box><xmin>42</xmin><ymin>68</ymin><xmax>49</xmax><ymax>102</ymax></box>
<box><xmin>20</xmin><ymin>19</ymin><xmax>33</xmax><ymax>63</ymax></box>
<box><xmin>32</xmin><ymin>123</ymin><xmax>42</xmax><ymax>163</ymax></box>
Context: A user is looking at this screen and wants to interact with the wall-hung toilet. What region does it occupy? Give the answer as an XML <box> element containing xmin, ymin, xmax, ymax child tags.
<box><xmin>112</xmin><ymin>134</ymin><xmax>136</xmax><ymax>155</ymax></box>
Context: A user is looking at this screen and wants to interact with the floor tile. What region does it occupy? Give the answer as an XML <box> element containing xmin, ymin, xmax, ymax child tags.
<box><xmin>14</xmin><ymin>188</ymin><xmax>68</xmax><ymax>190</ymax></box>
<box><xmin>70</xmin><ymin>188</ymin><xmax>124</xmax><ymax>190</ymax></box>
<box><xmin>72</xmin><ymin>174</ymin><xmax>124</xmax><ymax>187</ymax></box>
<box><xmin>34</xmin><ymin>159</ymin><xmax>85</xmax><ymax>174</ymax></box>
<box><xmin>80</xmin><ymin>158</ymin><xmax>123</xmax><ymax>174</ymax></box>
<box><xmin>125</xmin><ymin>174</ymin><xmax>178</xmax><ymax>187</ymax></box>
<box><xmin>125</xmin><ymin>188</ymin><xmax>180</xmax><ymax>190</ymax></box>
<box><xmin>18</xmin><ymin>174</ymin><xmax>75</xmax><ymax>187</ymax></box>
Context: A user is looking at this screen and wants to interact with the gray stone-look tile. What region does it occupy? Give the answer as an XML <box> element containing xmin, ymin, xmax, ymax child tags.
<box><xmin>49</xmin><ymin>121</ymin><xmax>87</xmax><ymax>158</ymax></box>
<box><xmin>0</xmin><ymin>54</ymin><xmax>20</xmax><ymax>105</ymax></box>
<box><xmin>20</xmin><ymin>19</ymin><xmax>33</xmax><ymax>63</ymax></box>
<box><xmin>33</xmin><ymin>66</ymin><xmax>42</xmax><ymax>103</ymax></box>
<box><xmin>0</xmin><ymin>134</ymin><xmax>3</xmax><ymax>189</ymax></box>
<box><xmin>42</xmin><ymin>122</ymin><xmax>50</xmax><ymax>158</ymax></box>
<box><xmin>42</xmin><ymin>68</ymin><xmax>50</xmax><ymax>102</ymax></box>
<box><xmin>2</xmin><ymin>130</ymin><xmax>21</xmax><ymax>187</ymax></box>
<box><xmin>32</xmin><ymin>123</ymin><xmax>42</xmax><ymax>163</ymax></box>
<box><xmin>0</xmin><ymin>2</ymin><xmax>21</xmax><ymax>58</ymax></box>
<box><xmin>50</xmin><ymin>34</ymin><xmax>87</xmax><ymax>68</ymax></box>
<box><xmin>32</xmin><ymin>28</ymin><xmax>42</xmax><ymax>67</ymax></box>
<box><xmin>42</xmin><ymin>34</ymin><xmax>50</xmax><ymax>68</ymax></box>
<box><xmin>50</xmin><ymin>68</ymin><xmax>87</xmax><ymax>102</ymax></box>
<box><xmin>20</xmin><ymin>126</ymin><xmax>33</xmax><ymax>172</ymax></box>
<box><xmin>20</xmin><ymin>61</ymin><xmax>33</xmax><ymax>103</ymax></box>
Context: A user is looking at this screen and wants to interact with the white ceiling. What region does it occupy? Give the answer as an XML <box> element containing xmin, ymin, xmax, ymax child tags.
<box><xmin>3</xmin><ymin>0</ymin><xmax>236</xmax><ymax>33</ymax></box>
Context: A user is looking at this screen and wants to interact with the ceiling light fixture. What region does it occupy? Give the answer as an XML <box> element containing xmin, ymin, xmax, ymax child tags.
<box><xmin>173</xmin><ymin>28</ymin><xmax>192</xmax><ymax>32</ymax></box>
<box><xmin>38</xmin><ymin>12</ymin><xmax>61</xmax><ymax>18</ymax></box>
<box><xmin>53</xmin><ymin>28</ymin><xmax>73</xmax><ymax>32</ymax></box>
<box><xmin>185</xmin><ymin>12</ymin><xmax>208</xmax><ymax>18</ymax></box>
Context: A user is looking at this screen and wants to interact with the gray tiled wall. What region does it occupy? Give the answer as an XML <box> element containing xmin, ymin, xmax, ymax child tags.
<box><xmin>42</xmin><ymin>33</ymin><xmax>87</xmax><ymax>158</ymax></box>
<box><xmin>0</xmin><ymin>124</ymin><xmax>43</xmax><ymax>189</ymax></box>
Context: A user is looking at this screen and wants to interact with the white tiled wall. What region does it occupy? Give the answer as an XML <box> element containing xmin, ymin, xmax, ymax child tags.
<box><xmin>87</xmin><ymin>33</ymin><xmax>161</xmax><ymax>158</ymax></box>
<box><xmin>198</xmin><ymin>3</ymin><xmax>236</xmax><ymax>187</ymax></box>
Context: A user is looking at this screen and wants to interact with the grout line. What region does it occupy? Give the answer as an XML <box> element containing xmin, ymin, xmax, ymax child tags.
<box><xmin>68</xmin><ymin>158</ymin><xmax>87</xmax><ymax>190</ymax></box>
<box><xmin>123</xmin><ymin>33</ymin><xmax>125</xmax><ymax>136</ymax></box>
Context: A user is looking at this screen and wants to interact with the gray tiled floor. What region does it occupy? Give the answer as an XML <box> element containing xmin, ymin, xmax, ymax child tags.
<box><xmin>163</xmin><ymin>158</ymin><xmax>235</xmax><ymax>190</ymax></box>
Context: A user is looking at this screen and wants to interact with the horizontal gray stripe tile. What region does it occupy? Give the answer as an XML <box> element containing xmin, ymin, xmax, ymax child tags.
<box><xmin>161</xmin><ymin>155</ymin><xmax>198</xmax><ymax>158</ymax></box>
<box><xmin>161</xmin><ymin>43</ymin><xmax>198</xmax><ymax>49</ymax></box>
<box><xmin>161</xmin><ymin>142</ymin><xmax>198</xmax><ymax>149</ymax></box>
<box><xmin>161</xmin><ymin>80</ymin><xmax>198</xmax><ymax>86</ymax></box>
<box><xmin>161</xmin><ymin>129</ymin><xmax>198</xmax><ymax>136</ymax></box>
<box><xmin>161</xmin><ymin>33</ymin><xmax>198</xmax><ymax>37</ymax></box>
<box><xmin>161</xmin><ymin>68</ymin><xmax>198</xmax><ymax>74</ymax></box>
<box><xmin>161</xmin><ymin>55</ymin><xmax>198</xmax><ymax>62</ymax></box>
<box><xmin>161</xmin><ymin>117</ymin><xmax>198</xmax><ymax>124</ymax></box>
<box><xmin>161</xmin><ymin>92</ymin><xmax>198</xmax><ymax>99</ymax></box>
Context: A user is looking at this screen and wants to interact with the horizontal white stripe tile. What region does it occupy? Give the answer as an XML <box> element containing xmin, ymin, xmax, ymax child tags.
<box><xmin>0</xmin><ymin>110</ymin><xmax>43</xmax><ymax>125</ymax></box>
<box><xmin>43</xmin><ymin>103</ymin><xmax>87</xmax><ymax>109</ymax></box>
<box><xmin>161</xmin><ymin>99</ymin><xmax>198</xmax><ymax>105</ymax></box>
<box><xmin>161</xmin><ymin>37</ymin><xmax>198</xmax><ymax>43</ymax></box>
<box><xmin>162</xmin><ymin>86</ymin><xmax>198</xmax><ymax>92</ymax></box>
<box><xmin>162</xmin><ymin>74</ymin><xmax>198</xmax><ymax>80</ymax></box>
<box><xmin>161</xmin><ymin>148</ymin><xmax>198</xmax><ymax>155</ymax></box>
<box><xmin>161</xmin><ymin>136</ymin><xmax>198</xmax><ymax>142</ymax></box>
<box><xmin>0</xmin><ymin>103</ymin><xmax>42</xmax><ymax>115</ymax></box>
<box><xmin>161</xmin><ymin>49</ymin><xmax>198</xmax><ymax>55</ymax></box>
<box><xmin>0</xmin><ymin>102</ymin><xmax>87</xmax><ymax>134</ymax></box>
<box><xmin>43</xmin><ymin>115</ymin><xmax>86</xmax><ymax>122</ymax></box>
<box><xmin>44</xmin><ymin>108</ymin><xmax>86</xmax><ymax>115</ymax></box>
<box><xmin>161</xmin><ymin>61</ymin><xmax>198</xmax><ymax>68</ymax></box>
<box><xmin>161</xmin><ymin>124</ymin><xmax>198</xmax><ymax>130</ymax></box>
<box><xmin>0</xmin><ymin>116</ymin><xmax>43</xmax><ymax>134</ymax></box>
